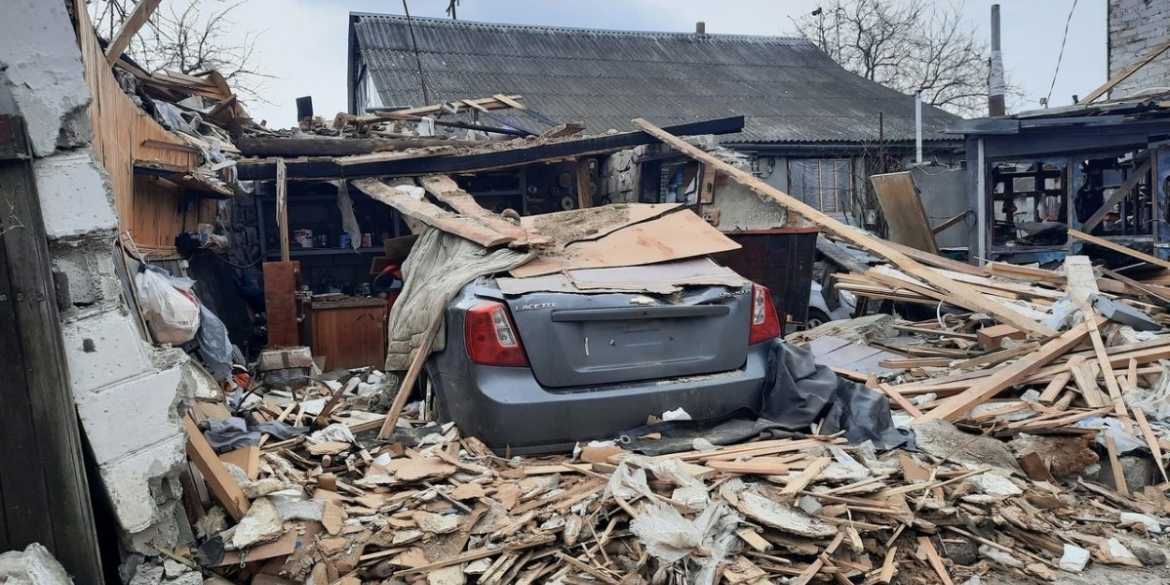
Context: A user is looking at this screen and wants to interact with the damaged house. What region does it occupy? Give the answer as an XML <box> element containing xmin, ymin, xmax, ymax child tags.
<box><xmin>346</xmin><ymin>15</ymin><xmax>966</xmax><ymax>235</ymax></box>
<box><xmin>10</xmin><ymin>1</ymin><xmax>1170</xmax><ymax>585</ymax></box>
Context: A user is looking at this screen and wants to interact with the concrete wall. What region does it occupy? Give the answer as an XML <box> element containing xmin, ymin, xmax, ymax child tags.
<box><xmin>2</xmin><ymin>0</ymin><xmax>202</xmax><ymax>578</ymax></box>
<box><xmin>1108</xmin><ymin>0</ymin><xmax>1170</xmax><ymax>99</ymax></box>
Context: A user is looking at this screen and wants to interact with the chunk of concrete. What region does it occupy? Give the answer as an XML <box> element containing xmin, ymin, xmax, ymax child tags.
<box><xmin>75</xmin><ymin>365</ymin><xmax>185</xmax><ymax>466</ymax></box>
<box><xmin>33</xmin><ymin>151</ymin><xmax>118</xmax><ymax>240</ymax></box>
<box><xmin>1059</xmin><ymin>543</ymin><xmax>1091</xmax><ymax>573</ymax></box>
<box><xmin>911</xmin><ymin>419</ymin><xmax>1022</xmax><ymax>472</ymax></box>
<box><xmin>0</xmin><ymin>0</ymin><xmax>93</xmax><ymax>156</ymax></box>
<box><xmin>0</xmin><ymin>543</ymin><xmax>72</xmax><ymax>585</ymax></box>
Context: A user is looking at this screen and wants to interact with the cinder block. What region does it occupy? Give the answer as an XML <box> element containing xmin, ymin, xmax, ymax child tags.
<box><xmin>32</xmin><ymin>151</ymin><xmax>117</xmax><ymax>240</ymax></box>
<box><xmin>48</xmin><ymin>240</ymin><xmax>122</xmax><ymax>305</ymax></box>
<box><xmin>62</xmin><ymin>308</ymin><xmax>153</xmax><ymax>398</ymax></box>
<box><xmin>0</xmin><ymin>0</ymin><xmax>92</xmax><ymax>156</ymax></box>
<box><xmin>77</xmin><ymin>365</ymin><xmax>184</xmax><ymax>466</ymax></box>
<box><xmin>98</xmin><ymin>434</ymin><xmax>185</xmax><ymax>534</ymax></box>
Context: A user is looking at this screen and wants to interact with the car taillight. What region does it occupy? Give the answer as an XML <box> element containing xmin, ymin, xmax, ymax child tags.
<box><xmin>749</xmin><ymin>284</ymin><xmax>781</xmax><ymax>345</ymax></box>
<box><xmin>465</xmin><ymin>301</ymin><xmax>529</xmax><ymax>366</ymax></box>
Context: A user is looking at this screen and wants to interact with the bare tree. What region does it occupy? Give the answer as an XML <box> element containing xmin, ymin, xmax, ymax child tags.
<box><xmin>86</xmin><ymin>0</ymin><xmax>272</xmax><ymax>103</ymax></box>
<box><xmin>794</xmin><ymin>0</ymin><xmax>1006</xmax><ymax>118</ymax></box>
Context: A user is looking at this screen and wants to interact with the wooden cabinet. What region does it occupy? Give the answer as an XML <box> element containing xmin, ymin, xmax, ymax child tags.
<box><xmin>305</xmin><ymin>298</ymin><xmax>387</xmax><ymax>370</ymax></box>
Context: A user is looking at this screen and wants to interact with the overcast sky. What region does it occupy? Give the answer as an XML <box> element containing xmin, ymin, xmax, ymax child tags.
<box><xmin>222</xmin><ymin>0</ymin><xmax>1108</xmax><ymax>129</ymax></box>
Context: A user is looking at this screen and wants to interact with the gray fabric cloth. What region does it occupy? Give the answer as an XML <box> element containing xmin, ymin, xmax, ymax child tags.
<box><xmin>384</xmin><ymin>227</ymin><xmax>532</xmax><ymax>370</ymax></box>
<box><xmin>204</xmin><ymin>417</ymin><xmax>308</xmax><ymax>453</ymax></box>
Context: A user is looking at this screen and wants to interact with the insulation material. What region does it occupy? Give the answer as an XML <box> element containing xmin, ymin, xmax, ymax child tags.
<box><xmin>336</xmin><ymin>180</ymin><xmax>361</xmax><ymax>250</ymax></box>
<box><xmin>384</xmin><ymin>227</ymin><xmax>531</xmax><ymax>371</ymax></box>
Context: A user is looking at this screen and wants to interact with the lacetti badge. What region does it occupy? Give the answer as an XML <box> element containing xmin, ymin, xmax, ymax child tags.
<box><xmin>514</xmin><ymin>302</ymin><xmax>555</xmax><ymax>311</ymax></box>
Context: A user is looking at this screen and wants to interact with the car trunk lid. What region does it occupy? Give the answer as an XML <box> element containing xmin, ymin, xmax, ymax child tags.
<box><xmin>507</xmin><ymin>285</ymin><xmax>753</xmax><ymax>388</ymax></box>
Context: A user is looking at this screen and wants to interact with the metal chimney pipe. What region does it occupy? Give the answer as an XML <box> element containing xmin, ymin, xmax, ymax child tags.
<box><xmin>915</xmin><ymin>90</ymin><xmax>923</xmax><ymax>165</ymax></box>
<box><xmin>988</xmin><ymin>4</ymin><xmax>1006</xmax><ymax>116</ymax></box>
<box><xmin>696</xmin><ymin>21</ymin><xmax>706</xmax><ymax>35</ymax></box>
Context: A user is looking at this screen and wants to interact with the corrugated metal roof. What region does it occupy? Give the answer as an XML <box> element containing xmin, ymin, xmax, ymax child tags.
<box><xmin>351</xmin><ymin>13</ymin><xmax>960</xmax><ymax>144</ymax></box>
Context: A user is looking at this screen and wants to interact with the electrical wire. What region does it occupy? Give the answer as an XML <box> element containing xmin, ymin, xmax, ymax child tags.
<box><xmin>1045</xmin><ymin>0</ymin><xmax>1080</xmax><ymax>105</ymax></box>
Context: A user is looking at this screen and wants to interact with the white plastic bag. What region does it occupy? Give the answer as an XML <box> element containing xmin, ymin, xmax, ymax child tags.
<box><xmin>135</xmin><ymin>267</ymin><xmax>201</xmax><ymax>344</ymax></box>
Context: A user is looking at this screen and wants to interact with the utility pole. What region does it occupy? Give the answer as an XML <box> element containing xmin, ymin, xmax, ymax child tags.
<box><xmin>988</xmin><ymin>4</ymin><xmax>1006</xmax><ymax>116</ymax></box>
<box><xmin>0</xmin><ymin>83</ymin><xmax>104</xmax><ymax>583</ymax></box>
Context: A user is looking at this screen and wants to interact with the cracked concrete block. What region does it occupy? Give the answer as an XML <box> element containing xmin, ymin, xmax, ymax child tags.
<box><xmin>0</xmin><ymin>0</ymin><xmax>93</xmax><ymax>156</ymax></box>
<box><xmin>32</xmin><ymin>151</ymin><xmax>118</xmax><ymax>240</ymax></box>
<box><xmin>0</xmin><ymin>543</ymin><xmax>72</xmax><ymax>585</ymax></box>
<box><xmin>77</xmin><ymin>366</ymin><xmax>185</xmax><ymax>466</ymax></box>
<box><xmin>100</xmin><ymin>434</ymin><xmax>186</xmax><ymax>534</ymax></box>
<box><xmin>62</xmin><ymin>308</ymin><xmax>154</xmax><ymax>398</ymax></box>
<box><xmin>48</xmin><ymin>240</ymin><xmax>122</xmax><ymax>306</ymax></box>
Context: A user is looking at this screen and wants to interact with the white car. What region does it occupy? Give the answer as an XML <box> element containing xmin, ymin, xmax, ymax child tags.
<box><xmin>807</xmin><ymin>281</ymin><xmax>857</xmax><ymax>328</ymax></box>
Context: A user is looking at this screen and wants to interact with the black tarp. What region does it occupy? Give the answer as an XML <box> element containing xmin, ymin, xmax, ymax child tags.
<box><xmin>621</xmin><ymin>339</ymin><xmax>915</xmax><ymax>455</ymax></box>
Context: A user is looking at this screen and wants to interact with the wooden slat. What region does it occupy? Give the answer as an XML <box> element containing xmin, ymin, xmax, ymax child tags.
<box><xmin>416</xmin><ymin>175</ymin><xmax>533</xmax><ymax>244</ymax></box>
<box><xmin>919</xmin><ymin>323</ymin><xmax>1090</xmax><ymax>422</ymax></box>
<box><xmin>276</xmin><ymin>159</ymin><xmax>289</xmax><ymax>262</ymax></box>
<box><xmin>1081</xmin><ymin>159</ymin><xmax>1152</xmax><ymax>232</ymax></box>
<box><xmin>184</xmin><ymin>416</ymin><xmax>249</xmax><ymax>521</ymax></box>
<box><xmin>105</xmin><ymin>0</ymin><xmax>163</xmax><ymax>64</ymax></box>
<box><xmin>353</xmin><ymin>178</ymin><xmax>516</xmax><ymax>248</ymax></box>
<box><xmin>576</xmin><ymin>158</ymin><xmax>593</xmax><ymax>209</ymax></box>
<box><xmin>1080</xmin><ymin>39</ymin><xmax>1170</xmax><ymax>104</ymax></box>
<box><xmin>377</xmin><ymin>297</ymin><xmax>448</xmax><ymax>439</ymax></box>
<box><xmin>1068</xmin><ymin>229</ymin><xmax>1170</xmax><ymax>270</ymax></box>
<box><xmin>632</xmin><ymin>119</ymin><xmax>1055</xmax><ymax>337</ymax></box>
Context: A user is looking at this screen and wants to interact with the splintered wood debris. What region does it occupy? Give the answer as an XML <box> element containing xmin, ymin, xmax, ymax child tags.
<box><xmin>177</xmin><ymin>353</ymin><xmax>1170</xmax><ymax>584</ymax></box>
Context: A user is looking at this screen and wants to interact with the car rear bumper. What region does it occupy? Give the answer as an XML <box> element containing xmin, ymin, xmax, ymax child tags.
<box><xmin>429</xmin><ymin>343</ymin><xmax>771</xmax><ymax>455</ymax></box>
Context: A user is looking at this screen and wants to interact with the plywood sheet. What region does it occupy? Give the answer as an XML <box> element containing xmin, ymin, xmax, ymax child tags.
<box><xmin>497</xmin><ymin>257</ymin><xmax>745</xmax><ymax>295</ymax></box>
<box><xmin>509</xmin><ymin>209</ymin><xmax>740</xmax><ymax>278</ymax></box>
<box><xmin>870</xmin><ymin>172</ymin><xmax>939</xmax><ymax>255</ymax></box>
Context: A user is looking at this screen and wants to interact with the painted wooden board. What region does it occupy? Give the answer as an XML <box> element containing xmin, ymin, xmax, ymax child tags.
<box><xmin>870</xmin><ymin>172</ymin><xmax>939</xmax><ymax>255</ymax></box>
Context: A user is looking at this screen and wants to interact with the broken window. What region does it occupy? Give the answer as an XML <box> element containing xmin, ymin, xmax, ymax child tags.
<box><xmin>989</xmin><ymin>160</ymin><xmax>1067</xmax><ymax>248</ymax></box>
<box><xmin>788</xmin><ymin>158</ymin><xmax>853</xmax><ymax>216</ymax></box>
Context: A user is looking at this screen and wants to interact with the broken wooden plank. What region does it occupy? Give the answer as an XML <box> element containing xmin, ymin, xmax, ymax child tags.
<box><xmin>353</xmin><ymin>178</ymin><xmax>516</xmax><ymax>248</ymax></box>
<box><xmin>1068</xmin><ymin>229</ymin><xmax>1170</xmax><ymax>270</ymax></box>
<box><xmin>183</xmin><ymin>416</ymin><xmax>249</xmax><ymax>521</ymax></box>
<box><xmin>919</xmin><ymin>322</ymin><xmax>1090</xmax><ymax>422</ymax></box>
<box><xmin>632</xmin><ymin>118</ymin><xmax>1056</xmax><ymax>337</ymax></box>
<box><xmin>779</xmin><ymin>457</ymin><xmax>833</xmax><ymax>497</ymax></box>
<box><xmin>916</xmin><ymin>537</ymin><xmax>954</xmax><ymax>585</ymax></box>
<box><xmin>105</xmin><ymin>0</ymin><xmax>162</xmax><ymax>64</ymax></box>
<box><xmin>877</xmin><ymin>383</ymin><xmax>924</xmax><ymax>417</ymax></box>
<box><xmin>416</xmin><ymin>175</ymin><xmax>533</xmax><ymax>244</ymax></box>
<box><xmin>1104</xmin><ymin>433</ymin><xmax>1131</xmax><ymax>497</ymax></box>
<box><xmin>393</xmin><ymin>536</ymin><xmax>557</xmax><ymax>576</ymax></box>
<box><xmin>977</xmin><ymin>324</ymin><xmax>1025</xmax><ymax>349</ymax></box>
<box><xmin>1080</xmin><ymin>39</ymin><xmax>1170</xmax><ymax>104</ymax></box>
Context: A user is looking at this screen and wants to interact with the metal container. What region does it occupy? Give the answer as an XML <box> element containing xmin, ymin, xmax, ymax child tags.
<box><xmin>712</xmin><ymin>227</ymin><xmax>819</xmax><ymax>328</ymax></box>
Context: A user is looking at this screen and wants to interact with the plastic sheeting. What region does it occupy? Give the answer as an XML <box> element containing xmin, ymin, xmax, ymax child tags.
<box><xmin>623</xmin><ymin>339</ymin><xmax>915</xmax><ymax>455</ymax></box>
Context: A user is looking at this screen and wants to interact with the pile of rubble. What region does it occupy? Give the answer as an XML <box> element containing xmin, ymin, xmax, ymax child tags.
<box><xmin>179</xmin><ymin>357</ymin><xmax>1170</xmax><ymax>585</ymax></box>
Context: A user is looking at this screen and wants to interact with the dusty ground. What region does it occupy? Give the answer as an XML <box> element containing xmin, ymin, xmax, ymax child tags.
<box><xmin>980</xmin><ymin>562</ymin><xmax>1170</xmax><ymax>585</ymax></box>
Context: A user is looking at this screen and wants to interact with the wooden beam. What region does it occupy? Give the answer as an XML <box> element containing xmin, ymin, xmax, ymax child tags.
<box><xmin>632</xmin><ymin>118</ymin><xmax>1056</xmax><ymax>337</ymax></box>
<box><xmin>275</xmin><ymin>159</ymin><xmax>289</xmax><ymax>262</ymax></box>
<box><xmin>931</xmin><ymin>210</ymin><xmax>967</xmax><ymax>236</ymax></box>
<box><xmin>105</xmin><ymin>0</ymin><xmax>163</xmax><ymax>65</ymax></box>
<box><xmin>1080</xmin><ymin>39</ymin><xmax>1170</xmax><ymax>104</ymax></box>
<box><xmin>1068</xmin><ymin>229</ymin><xmax>1170</xmax><ymax>270</ymax></box>
<box><xmin>352</xmin><ymin>178</ymin><xmax>517</xmax><ymax>248</ymax></box>
<box><xmin>1080</xmin><ymin>159</ymin><xmax>1152</xmax><ymax>232</ymax></box>
<box><xmin>236</xmin><ymin>117</ymin><xmax>745</xmax><ymax>181</ymax></box>
<box><xmin>378</xmin><ymin>298</ymin><xmax>448</xmax><ymax>439</ymax></box>
<box><xmin>0</xmin><ymin>114</ymin><xmax>104</xmax><ymax>584</ymax></box>
<box><xmin>918</xmin><ymin>322</ymin><xmax>1090</xmax><ymax>422</ymax></box>
<box><xmin>184</xmin><ymin>416</ymin><xmax>249</xmax><ymax>521</ymax></box>
<box><xmin>576</xmin><ymin>158</ymin><xmax>592</xmax><ymax>210</ymax></box>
